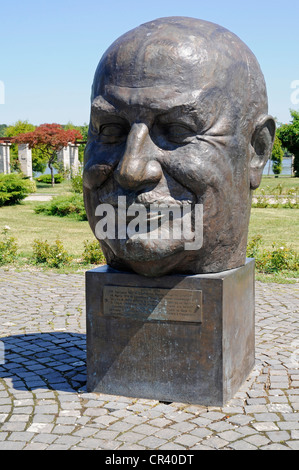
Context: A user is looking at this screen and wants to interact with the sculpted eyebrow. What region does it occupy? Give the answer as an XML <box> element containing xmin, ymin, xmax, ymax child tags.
<box><xmin>91</xmin><ymin>97</ymin><xmax>120</xmax><ymax>115</ymax></box>
<box><xmin>91</xmin><ymin>92</ymin><xmax>202</xmax><ymax>129</ymax></box>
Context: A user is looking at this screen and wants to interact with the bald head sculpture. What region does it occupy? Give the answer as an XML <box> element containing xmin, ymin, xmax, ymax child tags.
<box><xmin>83</xmin><ymin>17</ymin><xmax>275</xmax><ymax>277</ymax></box>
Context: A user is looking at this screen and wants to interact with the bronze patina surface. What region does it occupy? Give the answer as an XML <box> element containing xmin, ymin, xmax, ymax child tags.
<box><xmin>86</xmin><ymin>260</ymin><xmax>255</xmax><ymax>405</ymax></box>
<box><xmin>84</xmin><ymin>17</ymin><xmax>268</xmax><ymax>404</ymax></box>
<box><xmin>83</xmin><ymin>16</ymin><xmax>274</xmax><ymax>277</ymax></box>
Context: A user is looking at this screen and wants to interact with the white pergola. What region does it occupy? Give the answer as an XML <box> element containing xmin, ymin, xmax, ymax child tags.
<box><xmin>0</xmin><ymin>140</ymin><xmax>82</xmax><ymax>178</ymax></box>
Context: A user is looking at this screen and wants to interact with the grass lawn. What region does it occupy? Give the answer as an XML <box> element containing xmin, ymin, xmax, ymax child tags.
<box><xmin>34</xmin><ymin>179</ymin><xmax>73</xmax><ymax>196</ymax></box>
<box><xmin>0</xmin><ymin>202</ymin><xmax>92</xmax><ymax>258</ymax></box>
<box><xmin>248</xmin><ymin>208</ymin><xmax>299</xmax><ymax>251</ymax></box>
<box><xmin>256</xmin><ymin>175</ymin><xmax>299</xmax><ymax>194</ymax></box>
<box><xmin>3</xmin><ymin>203</ymin><xmax>297</xmax><ymax>256</ymax></box>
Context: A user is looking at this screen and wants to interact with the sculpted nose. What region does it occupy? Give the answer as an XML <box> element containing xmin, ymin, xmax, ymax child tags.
<box><xmin>114</xmin><ymin>123</ymin><xmax>162</xmax><ymax>190</ymax></box>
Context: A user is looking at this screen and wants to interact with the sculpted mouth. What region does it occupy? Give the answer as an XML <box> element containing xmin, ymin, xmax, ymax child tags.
<box><xmin>118</xmin><ymin>205</ymin><xmax>190</xmax><ymax>226</ymax></box>
<box><xmin>97</xmin><ymin>190</ymin><xmax>194</xmax><ymax>209</ymax></box>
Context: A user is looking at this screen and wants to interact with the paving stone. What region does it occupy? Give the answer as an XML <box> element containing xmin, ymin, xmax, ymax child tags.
<box><xmin>138</xmin><ymin>435</ymin><xmax>168</xmax><ymax>449</ymax></box>
<box><xmin>169</xmin><ymin>421</ymin><xmax>196</xmax><ymax>433</ymax></box>
<box><xmin>228</xmin><ymin>415</ymin><xmax>253</xmax><ymax>426</ymax></box>
<box><xmin>131</xmin><ymin>423</ymin><xmax>160</xmax><ymax>435</ymax></box>
<box><xmin>174</xmin><ymin>434</ymin><xmax>201</xmax><ymax>447</ymax></box>
<box><xmin>260</xmin><ymin>443</ymin><xmax>290</xmax><ymax>450</ymax></box>
<box><xmin>253</xmin><ymin>412</ymin><xmax>280</xmax><ymax>422</ymax></box>
<box><xmin>267</xmin><ymin>404</ymin><xmax>293</xmax><ymax>413</ymax></box>
<box><xmin>93</xmin><ymin>429</ymin><xmax>120</xmax><ymax>440</ymax></box>
<box><xmin>202</xmin><ymin>436</ymin><xmax>229</xmax><ymax>449</ymax></box>
<box><xmin>52</xmin><ymin>424</ymin><xmax>76</xmax><ymax>434</ymax></box>
<box><xmin>0</xmin><ymin>270</ymin><xmax>298</xmax><ymax>451</ymax></box>
<box><xmin>0</xmin><ymin>441</ymin><xmax>25</xmax><ymax>450</ymax></box>
<box><xmin>252</xmin><ymin>421</ymin><xmax>279</xmax><ymax>432</ymax></box>
<box><xmin>108</xmin><ymin>420</ymin><xmax>134</xmax><ymax>433</ymax></box>
<box><xmin>31</xmin><ymin>414</ymin><xmax>56</xmax><ymax>424</ymax></box>
<box><xmin>286</xmin><ymin>441</ymin><xmax>299</xmax><ymax>450</ymax></box>
<box><xmin>279</xmin><ymin>421</ymin><xmax>299</xmax><ymax>431</ymax></box>
<box><xmin>154</xmin><ymin>427</ymin><xmax>180</xmax><ymax>440</ymax></box>
<box><xmin>148</xmin><ymin>417</ymin><xmax>173</xmax><ymax>427</ymax></box>
<box><xmin>52</xmin><ymin>435</ymin><xmax>82</xmax><ymax>447</ymax></box>
<box><xmin>190</xmin><ymin>427</ymin><xmax>212</xmax><ymax>439</ymax></box>
<box><xmin>266</xmin><ymin>430</ymin><xmax>290</xmax><ymax>442</ymax></box>
<box><xmin>24</xmin><ymin>442</ymin><xmax>48</xmax><ymax>450</ymax></box>
<box><xmin>228</xmin><ymin>440</ymin><xmax>257</xmax><ymax>450</ymax></box>
<box><xmin>237</xmin><ymin>425</ymin><xmax>258</xmax><ymax>437</ymax></box>
<box><xmin>27</xmin><ymin>422</ymin><xmax>55</xmax><ymax>433</ymax></box>
<box><xmin>0</xmin><ymin>414</ymin><xmax>9</xmax><ymax>423</ymax></box>
<box><xmin>115</xmin><ymin>431</ymin><xmax>145</xmax><ymax>443</ymax></box>
<box><xmin>216</xmin><ymin>430</ymin><xmax>244</xmax><ymax>442</ymax></box>
<box><xmin>31</xmin><ymin>433</ymin><xmax>61</xmax><ymax>444</ymax></box>
<box><xmin>158</xmin><ymin>442</ymin><xmax>186</xmax><ymax>450</ymax></box>
<box><xmin>1</xmin><ymin>421</ymin><xmax>28</xmax><ymax>432</ymax></box>
<box><xmin>245</xmin><ymin>434</ymin><xmax>271</xmax><ymax>447</ymax></box>
<box><xmin>207</xmin><ymin>421</ymin><xmax>235</xmax><ymax>432</ymax></box>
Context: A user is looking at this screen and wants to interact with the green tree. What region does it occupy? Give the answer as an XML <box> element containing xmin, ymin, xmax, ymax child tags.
<box><xmin>5</xmin><ymin>120</ymin><xmax>35</xmax><ymax>172</ymax></box>
<box><xmin>277</xmin><ymin>110</ymin><xmax>299</xmax><ymax>177</ymax></box>
<box><xmin>5</xmin><ymin>120</ymin><xmax>48</xmax><ymax>173</ymax></box>
<box><xmin>0</xmin><ymin>124</ymin><xmax>7</xmax><ymax>137</ymax></box>
<box><xmin>13</xmin><ymin>124</ymin><xmax>82</xmax><ymax>186</ymax></box>
<box><xmin>271</xmin><ymin>134</ymin><xmax>284</xmax><ymax>176</ymax></box>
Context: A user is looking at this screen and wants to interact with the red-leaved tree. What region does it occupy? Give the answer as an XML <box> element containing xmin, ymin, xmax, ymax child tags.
<box><xmin>13</xmin><ymin>123</ymin><xmax>82</xmax><ymax>186</ymax></box>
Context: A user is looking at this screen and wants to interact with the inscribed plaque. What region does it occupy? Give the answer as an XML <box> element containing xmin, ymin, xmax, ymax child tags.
<box><xmin>103</xmin><ymin>286</ymin><xmax>202</xmax><ymax>323</ymax></box>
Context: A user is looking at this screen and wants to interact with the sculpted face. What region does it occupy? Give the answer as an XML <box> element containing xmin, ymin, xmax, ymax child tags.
<box><xmin>83</xmin><ymin>17</ymin><xmax>275</xmax><ymax>277</ymax></box>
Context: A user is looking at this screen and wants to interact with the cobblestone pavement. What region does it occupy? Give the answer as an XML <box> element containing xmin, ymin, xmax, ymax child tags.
<box><xmin>0</xmin><ymin>268</ymin><xmax>298</xmax><ymax>450</ymax></box>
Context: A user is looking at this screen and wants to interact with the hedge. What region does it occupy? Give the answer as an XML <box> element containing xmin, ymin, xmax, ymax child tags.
<box><xmin>0</xmin><ymin>173</ymin><xmax>36</xmax><ymax>206</ymax></box>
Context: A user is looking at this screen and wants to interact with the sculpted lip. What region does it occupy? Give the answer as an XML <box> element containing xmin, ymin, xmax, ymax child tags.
<box><xmin>96</xmin><ymin>188</ymin><xmax>195</xmax><ymax>209</ymax></box>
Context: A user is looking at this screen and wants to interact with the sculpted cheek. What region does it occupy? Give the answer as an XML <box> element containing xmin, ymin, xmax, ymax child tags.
<box><xmin>83</xmin><ymin>142</ymin><xmax>122</xmax><ymax>190</ymax></box>
<box><xmin>160</xmin><ymin>142</ymin><xmax>234</xmax><ymax>198</ymax></box>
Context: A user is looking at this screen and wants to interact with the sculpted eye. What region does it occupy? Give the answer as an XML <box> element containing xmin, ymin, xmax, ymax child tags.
<box><xmin>161</xmin><ymin>123</ymin><xmax>195</xmax><ymax>145</ymax></box>
<box><xmin>99</xmin><ymin>123</ymin><xmax>128</xmax><ymax>143</ymax></box>
<box><xmin>150</xmin><ymin>120</ymin><xmax>196</xmax><ymax>150</ymax></box>
<box><xmin>167</xmin><ymin>124</ymin><xmax>192</xmax><ymax>139</ymax></box>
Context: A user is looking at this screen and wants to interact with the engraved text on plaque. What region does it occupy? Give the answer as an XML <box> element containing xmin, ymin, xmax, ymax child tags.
<box><xmin>103</xmin><ymin>286</ymin><xmax>202</xmax><ymax>323</ymax></box>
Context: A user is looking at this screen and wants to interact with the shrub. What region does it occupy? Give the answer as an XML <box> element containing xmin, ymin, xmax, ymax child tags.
<box><xmin>34</xmin><ymin>194</ymin><xmax>87</xmax><ymax>220</ymax></box>
<box><xmin>264</xmin><ymin>244</ymin><xmax>299</xmax><ymax>273</ymax></box>
<box><xmin>32</xmin><ymin>239</ymin><xmax>71</xmax><ymax>268</ymax></box>
<box><xmin>252</xmin><ymin>189</ymin><xmax>269</xmax><ymax>208</ymax></box>
<box><xmin>246</xmin><ymin>234</ymin><xmax>263</xmax><ymax>259</ymax></box>
<box><xmin>247</xmin><ymin>235</ymin><xmax>299</xmax><ymax>274</ymax></box>
<box><xmin>0</xmin><ymin>226</ymin><xmax>18</xmax><ymax>265</ymax></box>
<box><xmin>0</xmin><ymin>174</ymin><xmax>36</xmax><ymax>206</ymax></box>
<box><xmin>82</xmin><ymin>240</ymin><xmax>106</xmax><ymax>264</ymax></box>
<box><xmin>35</xmin><ymin>173</ymin><xmax>64</xmax><ymax>184</ymax></box>
<box><xmin>71</xmin><ymin>169</ymin><xmax>83</xmax><ymax>193</ymax></box>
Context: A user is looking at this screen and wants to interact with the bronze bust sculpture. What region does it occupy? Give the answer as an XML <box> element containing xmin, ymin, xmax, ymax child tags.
<box><xmin>83</xmin><ymin>16</ymin><xmax>275</xmax><ymax>277</ymax></box>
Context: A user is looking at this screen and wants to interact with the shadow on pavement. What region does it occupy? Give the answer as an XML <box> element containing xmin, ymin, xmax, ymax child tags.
<box><xmin>0</xmin><ymin>332</ymin><xmax>86</xmax><ymax>392</ymax></box>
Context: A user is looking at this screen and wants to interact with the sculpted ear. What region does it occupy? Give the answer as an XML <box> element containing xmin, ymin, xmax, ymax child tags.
<box><xmin>250</xmin><ymin>116</ymin><xmax>276</xmax><ymax>190</ymax></box>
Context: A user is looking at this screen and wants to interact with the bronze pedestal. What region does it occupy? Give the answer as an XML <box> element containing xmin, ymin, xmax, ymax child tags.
<box><xmin>86</xmin><ymin>259</ymin><xmax>255</xmax><ymax>406</ymax></box>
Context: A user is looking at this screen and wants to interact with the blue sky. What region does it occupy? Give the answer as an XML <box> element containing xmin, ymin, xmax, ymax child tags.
<box><xmin>0</xmin><ymin>0</ymin><xmax>298</xmax><ymax>127</ymax></box>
